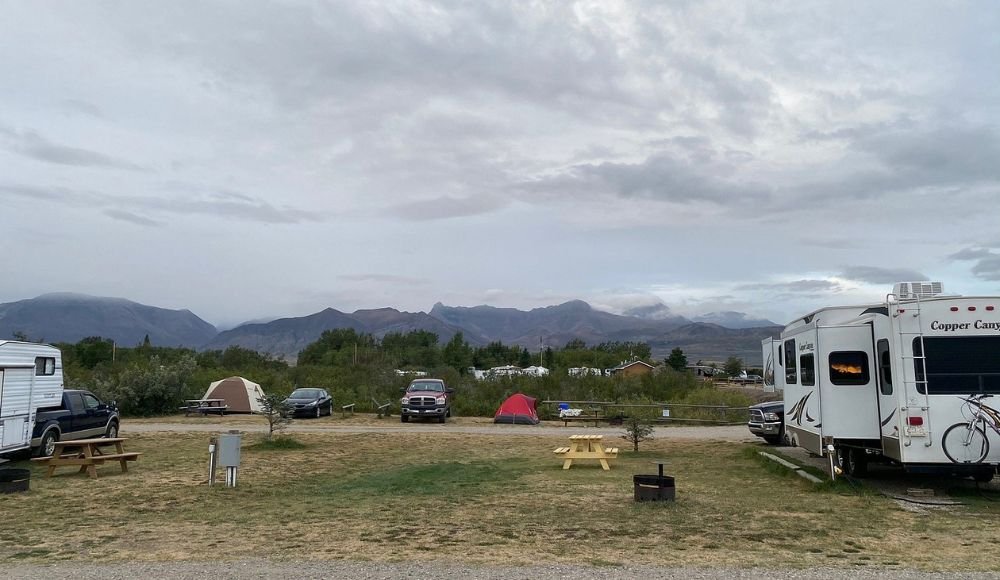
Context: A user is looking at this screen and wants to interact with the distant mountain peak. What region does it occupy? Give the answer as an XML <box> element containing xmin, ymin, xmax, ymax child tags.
<box><xmin>691</xmin><ymin>311</ymin><xmax>778</xmax><ymax>329</ymax></box>
<box><xmin>623</xmin><ymin>302</ymin><xmax>675</xmax><ymax>320</ymax></box>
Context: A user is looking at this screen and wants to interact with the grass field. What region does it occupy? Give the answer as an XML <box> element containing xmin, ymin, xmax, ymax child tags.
<box><xmin>2</xmin><ymin>431</ymin><xmax>1000</xmax><ymax>571</ymax></box>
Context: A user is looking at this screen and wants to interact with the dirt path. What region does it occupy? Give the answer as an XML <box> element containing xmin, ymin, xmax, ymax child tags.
<box><xmin>8</xmin><ymin>560</ymin><xmax>985</xmax><ymax>580</ymax></box>
<box><xmin>122</xmin><ymin>419</ymin><xmax>755</xmax><ymax>441</ymax></box>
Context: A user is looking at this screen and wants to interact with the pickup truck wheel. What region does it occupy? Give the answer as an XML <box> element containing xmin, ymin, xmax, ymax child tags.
<box><xmin>105</xmin><ymin>421</ymin><xmax>119</xmax><ymax>439</ymax></box>
<box><xmin>401</xmin><ymin>415</ymin><xmax>409</xmax><ymax>423</ymax></box>
<box><xmin>37</xmin><ymin>430</ymin><xmax>58</xmax><ymax>458</ymax></box>
<box><xmin>439</xmin><ymin>414</ymin><xmax>447</xmax><ymax>424</ymax></box>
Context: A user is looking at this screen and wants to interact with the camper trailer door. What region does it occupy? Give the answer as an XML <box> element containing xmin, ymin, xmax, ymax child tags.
<box><xmin>818</xmin><ymin>325</ymin><xmax>880</xmax><ymax>439</ymax></box>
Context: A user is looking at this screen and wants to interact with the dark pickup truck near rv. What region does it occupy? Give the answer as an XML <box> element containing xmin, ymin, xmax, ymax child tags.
<box><xmin>748</xmin><ymin>400</ymin><xmax>784</xmax><ymax>445</ymax></box>
<box><xmin>31</xmin><ymin>390</ymin><xmax>120</xmax><ymax>457</ymax></box>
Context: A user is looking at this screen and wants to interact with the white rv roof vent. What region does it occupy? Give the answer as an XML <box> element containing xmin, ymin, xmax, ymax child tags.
<box><xmin>894</xmin><ymin>281</ymin><xmax>943</xmax><ymax>299</ymax></box>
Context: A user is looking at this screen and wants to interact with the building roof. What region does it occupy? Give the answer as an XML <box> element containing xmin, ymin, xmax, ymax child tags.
<box><xmin>610</xmin><ymin>360</ymin><xmax>654</xmax><ymax>371</ymax></box>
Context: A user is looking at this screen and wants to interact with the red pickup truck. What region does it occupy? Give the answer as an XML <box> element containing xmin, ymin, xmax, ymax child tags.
<box><xmin>399</xmin><ymin>379</ymin><xmax>453</xmax><ymax>423</ymax></box>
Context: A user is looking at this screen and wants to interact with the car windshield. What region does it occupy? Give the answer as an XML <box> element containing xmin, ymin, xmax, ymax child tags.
<box><xmin>408</xmin><ymin>381</ymin><xmax>444</xmax><ymax>392</ymax></box>
<box><xmin>289</xmin><ymin>389</ymin><xmax>322</xmax><ymax>399</ymax></box>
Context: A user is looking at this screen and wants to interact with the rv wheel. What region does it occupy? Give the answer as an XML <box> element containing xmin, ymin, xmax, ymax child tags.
<box><xmin>836</xmin><ymin>447</ymin><xmax>868</xmax><ymax>478</ymax></box>
<box><xmin>973</xmin><ymin>470</ymin><xmax>994</xmax><ymax>484</ymax></box>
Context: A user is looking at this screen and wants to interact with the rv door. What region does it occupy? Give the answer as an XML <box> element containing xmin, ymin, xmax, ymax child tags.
<box><xmin>817</xmin><ymin>325</ymin><xmax>880</xmax><ymax>440</ymax></box>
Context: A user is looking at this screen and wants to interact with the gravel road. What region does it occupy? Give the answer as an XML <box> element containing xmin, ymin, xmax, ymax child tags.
<box><xmin>121</xmin><ymin>420</ymin><xmax>759</xmax><ymax>441</ymax></box>
<box><xmin>123</xmin><ymin>421</ymin><xmax>755</xmax><ymax>441</ymax></box>
<box><xmin>8</xmin><ymin>560</ymin><xmax>997</xmax><ymax>579</ymax></box>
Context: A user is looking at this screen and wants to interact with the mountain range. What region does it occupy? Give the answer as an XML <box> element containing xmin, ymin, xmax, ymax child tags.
<box><xmin>0</xmin><ymin>293</ymin><xmax>781</xmax><ymax>364</ymax></box>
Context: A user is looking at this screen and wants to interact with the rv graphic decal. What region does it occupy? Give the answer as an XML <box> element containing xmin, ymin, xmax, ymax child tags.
<box><xmin>787</xmin><ymin>392</ymin><xmax>814</xmax><ymax>427</ymax></box>
<box><xmin>880</xmin><ymin>409</ymin><xmax>896</xmax><ymax>428</ymax></box>
<box><xmin>764</xmin><ymin>353</ymin><xmax>774</xmax><ymax>387</ymax></box>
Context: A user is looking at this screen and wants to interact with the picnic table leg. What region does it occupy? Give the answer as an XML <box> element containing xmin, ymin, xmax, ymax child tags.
<box><xmin>81</xmin><ymin>445</ymin><xmax>98</xmax><ymax>478</ymax></box>
<box><xmin>599</xmin><ymin>459</ymin><xmax>611</xmax><ymax>471</ymax></box>
<box><xmin>113</xmin><ymin>440</ymin><xmax>129</xmax><ymax>473</ymax></box>
<box><xmin>46</xmin><ymin>465</ymin><xmax>56</xmax><ymax>478</ymax></box>
<box><xmin>562</xmin><ymin>458</ymin><xmax>573</xmax><ymax>470</ymax></box>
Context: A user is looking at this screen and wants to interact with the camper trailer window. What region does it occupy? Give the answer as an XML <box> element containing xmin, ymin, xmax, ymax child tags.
<box><xmin>34</xmin><ymin>357</ymin><xmax>55</xmax><ymax>376</ymax></box>
<box><xmin>800</xmin><ymin>354</ymin><xmax>815</xmax><ymax>386</ymax></box>
<box><xmin>829</xmin><ymin>352</ymin><xmax>870</xmax><ymax>386</ymax></box>
<box><xmin>914</xmin><ymin>336</ymin><xmax>1000</xmax><ymax>394</ymax></box>
<box><xmin>784</xmin><ymin>340</ymin><xmax>797</xmax><ymax>384</ymax></box>
<box><xmin>877</xmin><ymin>339</ymin><xmax>892</xmax><ymax>395</ymax></box>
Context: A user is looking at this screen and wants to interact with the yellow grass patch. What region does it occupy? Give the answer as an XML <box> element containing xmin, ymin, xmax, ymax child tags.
<box><xmin>1</xmin><ymin>432</ymin><xmax>998</xmax><ymax>570</ymax></box>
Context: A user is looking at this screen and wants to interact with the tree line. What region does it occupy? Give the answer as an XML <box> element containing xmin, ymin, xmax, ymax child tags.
<box><xmin>54</xmin><ymin>331</ymin><xmax>752</xmax><ymax>417</ymax></box>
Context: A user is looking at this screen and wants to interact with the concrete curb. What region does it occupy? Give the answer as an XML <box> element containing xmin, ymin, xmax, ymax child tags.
<box><xmin>759</xmin><ymin>451</ymin><xmax>826</xmax><ymax>483</ymax></box>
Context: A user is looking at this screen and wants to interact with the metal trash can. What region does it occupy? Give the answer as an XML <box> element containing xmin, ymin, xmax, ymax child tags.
<box><xmin>633</xmin><ymin>474</ymin><xmax>675</xmax><ymax>501</ymax></box>
<box><xmin>0</xmin><ymin>469</ymin><xmax>30</xmax><ymax>494</ymax></box>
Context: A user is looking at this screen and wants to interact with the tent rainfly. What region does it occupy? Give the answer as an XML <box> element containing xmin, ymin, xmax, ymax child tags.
<box><xmin>493</xmin><ymin>393</ymin><xmax>540</xmax><ymax>425</ymax></box>
<box><xmin>202</xmin><ymin>376</ymin><xmax>266</xmax><ymax>413</ymax></box>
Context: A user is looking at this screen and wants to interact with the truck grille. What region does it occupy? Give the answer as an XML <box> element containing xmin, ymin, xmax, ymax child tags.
<box><xmin>749</xmin><ymin>409</ymin><xmax>765</xmax><ymax>422</ymax></box>
<box><xmin>407</xmin><ymin>396</ymin><xmax>437</xmax><ymax>407</ymax></box>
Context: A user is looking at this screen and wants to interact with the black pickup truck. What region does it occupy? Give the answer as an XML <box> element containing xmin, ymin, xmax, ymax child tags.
<box><xmin>31</xmin><ymin>390</ymin><xmax>120</xmax><ymax>457</ymax></box>
<box><xmin>747</xmin><ymin>400</ymin><xmax>785</xmax><ymax>445</ymax></box>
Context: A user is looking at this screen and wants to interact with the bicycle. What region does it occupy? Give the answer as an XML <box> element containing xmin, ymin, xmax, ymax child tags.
<box><xmin>942</xmin><ymin>394</ymin><xmax>1000</xmax><ymax>464</ymax></box>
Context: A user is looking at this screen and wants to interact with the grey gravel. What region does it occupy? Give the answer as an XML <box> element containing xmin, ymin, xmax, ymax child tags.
<box><xmin>124</xmin><ymin>421</ymin><xmax>755</xmax><ymax>442</ymax></box>
<box><xmin>7</xmin><ymin>560</ymin><xmax>1000</xmax><ymax>580</ymax></box>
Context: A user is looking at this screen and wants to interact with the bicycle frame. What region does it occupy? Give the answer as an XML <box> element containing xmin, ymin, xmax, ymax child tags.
<box><xmin>962</xmin><ymin>396</ymin><xmax>1000</xmax><ymax>440</ymax></box>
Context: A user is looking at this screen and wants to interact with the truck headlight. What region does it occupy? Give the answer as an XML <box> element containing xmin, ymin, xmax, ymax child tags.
<box><xmin>401</xmin><ymin>397</ymin><xmax>409</xmax><ymax>405</ymax></box>
<box><xmin>764</xmin><ymin>412</ymin><xmax>779</xmax><ymax>421</ymax></box>
<box><xmin>435</xmin><ymin>396</ymin><xmax>446</xmax><ymax>405</ymax></box>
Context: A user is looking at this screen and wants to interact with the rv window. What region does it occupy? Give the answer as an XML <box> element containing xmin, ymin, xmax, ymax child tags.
<box><xmin>829</xmin><ymin>352</ymin><xmax>870</xmax><ymax>385</ymax></box>
<box><xmin>34</xmin><ymin>357</ymin><xmax>55</xmax><ymax>376</ymax></box>
<box><xmin>877</xmin><ymin>339</ymin><xmax>892</xmax><ymax>395</ymax></box>
<box><xmin>800</xmin><ymin>354</ymin><xmax>815</xmax><ymax>386</ymax></box>
<box><xmin>784</xmin><ymin>340</ymin><xmax>797</xmax><ymax>384</ymax></box>
<box><xmin>914</xmin><ymin>336</ymin><xmax>1000</xmax><ymax>394</ymax></box>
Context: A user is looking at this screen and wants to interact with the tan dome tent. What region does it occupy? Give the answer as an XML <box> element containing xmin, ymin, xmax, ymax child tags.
<box><xmin>203</xmin><ymin>376</ymin><xmax>266</xmax><ymax>414</ymax></box>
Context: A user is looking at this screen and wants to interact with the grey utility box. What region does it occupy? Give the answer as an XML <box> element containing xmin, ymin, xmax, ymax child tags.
<box><xmin>217</xmin><ymin>433</ymin><xmax>242</xmax><ymax>467</ymax></box>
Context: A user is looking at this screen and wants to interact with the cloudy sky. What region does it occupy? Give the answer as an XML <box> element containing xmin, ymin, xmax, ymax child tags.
<box><xmin>2</xmin><ymin>1</ymin><xmax>999</xmax><ymax>328</ymax></box>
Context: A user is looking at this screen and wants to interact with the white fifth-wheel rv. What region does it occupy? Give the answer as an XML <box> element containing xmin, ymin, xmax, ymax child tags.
<box><xmin>764</xmin><ymin>282</ymin><xmax>1000</xmax><ymax>481</ymax></box>
<box><xmin>0</xmin><ymin>341</ymin><xmax>64</xmax><ymax>455</ymax></box>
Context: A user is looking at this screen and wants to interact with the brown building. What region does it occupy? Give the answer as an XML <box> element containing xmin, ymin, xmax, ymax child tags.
<box><xmin>608</xmin><ymin>360</ymin><xmax>654</xmax><ymax>378</ymax></box>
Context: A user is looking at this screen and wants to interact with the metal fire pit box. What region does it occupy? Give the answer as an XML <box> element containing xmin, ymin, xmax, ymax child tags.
<box><xmin>634</xmin><ymin>460</ymin><xmax>675</xmax><ymax>502</ymax></box>
<box><xmin>633</xmin><ymin>474</ymin><xmax>675</xmax><ymax>501</ymax></box>
<box><xmin>0</xmin><ymin>468</ymin><xmax>31</xmax><ymax>494</ymax></box>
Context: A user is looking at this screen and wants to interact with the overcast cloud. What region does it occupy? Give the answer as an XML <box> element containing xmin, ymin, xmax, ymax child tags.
<box><xmin>1</xmin><ymin>1</ymin><xmax>998</xmax><ymax>328</ymax></box>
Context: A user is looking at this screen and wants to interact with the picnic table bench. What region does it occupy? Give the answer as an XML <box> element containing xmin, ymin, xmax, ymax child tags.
<box><xmin>342</xmin><ymin>403</ymin><xmax>355</xmax><ymax>417</ymax></box>
<box><xmin>372</xmin><ymin>398</ymin><xmax>392</xmax><ymax>418</ymax></box>
<box><xmin>553</xmin><ymin>435</ymin><xmax>618</xmax><ymax>470</ymax></box>
<box><xmin>31</xmin><ymin>438</ymin><xmax>141</xmax><ymax>479</ymax></box>
<box><xmin>181</xmin><ymin>399</ymin><xmax>229</xmax><ymax>416</ymax></box>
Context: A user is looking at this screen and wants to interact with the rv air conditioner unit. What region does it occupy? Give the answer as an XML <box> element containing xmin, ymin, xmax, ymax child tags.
<box><xmin>893</xmin><ymin>281</ymin><xmax>943</xmax><ymax>300</ymax></box>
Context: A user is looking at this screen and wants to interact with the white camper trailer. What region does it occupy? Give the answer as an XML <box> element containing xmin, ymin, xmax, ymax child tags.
<box><xmin>760</xmin><ymin>337</ymin><xmax>781</xmax><ymax>394</ymax></box>
<box><xmin>0</xmin><ymin>341</ymin><xmax>64</xmax><ymax>455</ymax></box>
<box><xmin>771</xmin><ymin>282</ymin><xmax>1000</xmax><ymax>480</ymax></box>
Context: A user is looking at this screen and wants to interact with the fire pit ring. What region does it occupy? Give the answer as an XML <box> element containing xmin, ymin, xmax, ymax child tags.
<box><xmin>0</xmin><ymin>468</ymin><xmax>30</xmax><ymax>494</ymax></box>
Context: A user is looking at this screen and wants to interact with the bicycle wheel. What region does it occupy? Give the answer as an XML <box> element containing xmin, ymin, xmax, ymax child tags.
<box><xmin>942</xmin><ymin>422</ymin><xmax>990</xmax><ymax>464</ymax></box>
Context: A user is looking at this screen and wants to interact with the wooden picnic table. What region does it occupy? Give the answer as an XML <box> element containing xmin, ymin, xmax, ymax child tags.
<box><xmin>182</xmin><ymin>398</ymin><xmax>229</xmax><ymax>416</ymax></box>
<box><xmin>553</xmin><ymin>435</ymin><xmax>619</xmax><ymax>471</ymax></box>
<box><xmin>31</xmin><ymin>438</ymin><xmax>141</xmax><ymax>479</ymax></box>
